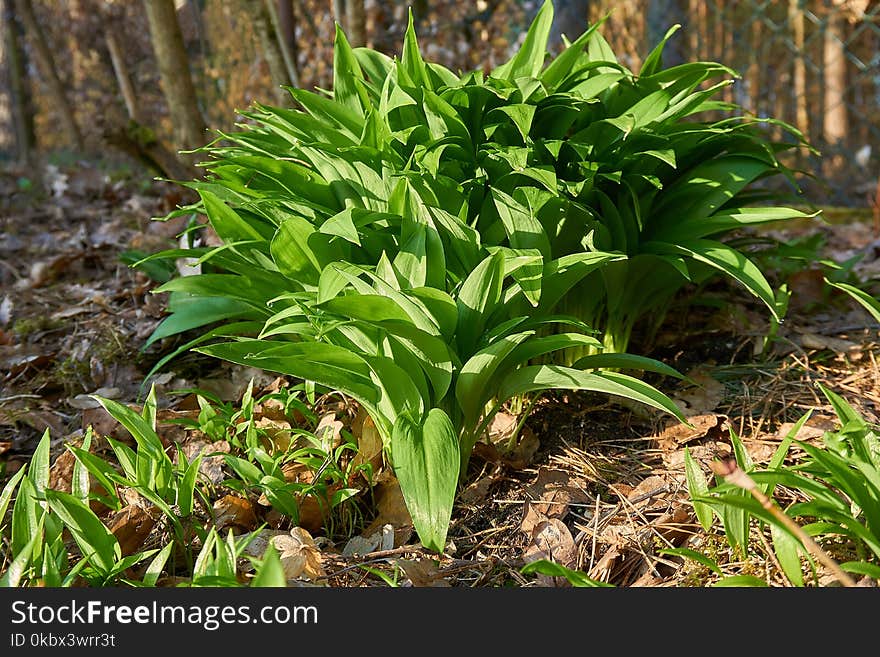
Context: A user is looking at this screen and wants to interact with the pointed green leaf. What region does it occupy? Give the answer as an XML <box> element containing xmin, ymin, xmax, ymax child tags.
<box><xmin>391</xmin><ymin>409</ymin><xmax>460</xmax><ymax>553</ymax></box>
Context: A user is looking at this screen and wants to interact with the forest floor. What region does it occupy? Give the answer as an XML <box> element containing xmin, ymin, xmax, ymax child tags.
<box><xmin>2</xmin><ymin>159</ymin><xmax>880</xmax><ymax>588</ymax></box>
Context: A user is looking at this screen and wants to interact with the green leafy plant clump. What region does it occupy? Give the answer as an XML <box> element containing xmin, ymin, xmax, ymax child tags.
<box><xmin>137</xmin><ymin>1</ymin><xmax>818</xmax><ymax>552</ymax></box>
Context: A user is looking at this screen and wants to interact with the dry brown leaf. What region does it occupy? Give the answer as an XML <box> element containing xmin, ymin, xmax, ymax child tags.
<box><xmin>397</xmin><ymin>558</ymin><xmax>451</xmax><ymax>587</ymax></box>
<box><xmin>653</xmin><ymin>413</ymin><xmax>727</xmax><ymax>450</ymax></box>
<box><xmin>788</xmin><ymin>268</ymin><xmax>828</xmax><ymax>311</ymax></box>
<box><xmin>271</xmin><ymin>527</ymin><xmax>325</xmax><ymax>582</ymax></box>
<box><xmin>673</xmin><ymin>370</ymin><xmax>725</xmax><ymax>415</ymax></box>
<box><xmin>523</xmin><ymin>518</ymin><xmax>578</xmax><ymax>584</ymax></box>
<box><xmin>503</xmin><ymin>426</ymin><xmax>540</xmax><ymax>469</ymax></box>
<box><xmin>107</xmin><ymin>505</ymin><xmax>156</xmax><ymax>556</ymax></box>
<box><xmin>524</xmin><ymin>467</ymin><xmax>589</xmax><ymax>520</ymax></box>
<box><xmin>255</xmin><ymin>417</ymin><xmax>294</xmax><ymax>453</ymax></box>
<box><xmin>213</xmin><ymin>494</ymin><xmax>257</xmax><ymax>532</ymax></box>
<box><xmin>459</xmin><ymin>472</ymin><xmax>499</xmax><ymax>505</ymax></box>
<box><xmin>315</xmin><ymin>412</ymin><xmax>344</xmax><ymax>451</ymax></box>
<box><xmin>488</xmin><ymin>411</ymin><xmax>518</xmax><ymax>444</ymax></box>
<box><xmin>796</xmin><ymin>331</ymin><xmax>861</xmax><ymax>354</ymax></box>
<box><xmin>361</xmin><ymin>473</ymin><xmax>413</xmax><ymax>545</ymax></box>
<box><xmin>626</xmin><ymin>475</ymin><xmax>669</xmax><ymax>508</ymax></box>
<box><xmin>775</xmin><ymin>414</ymin><xmax>837</xmax><ymax>442</ymax></box>
<box><xmin>178</xmin><ymin>439</ymin><xmax>229</xmax><ymax>485</ymax></box>
<box><xmin>351</xmin><ymin>406</ymin><xmax>384</xmax><ymax>478</ymax></box>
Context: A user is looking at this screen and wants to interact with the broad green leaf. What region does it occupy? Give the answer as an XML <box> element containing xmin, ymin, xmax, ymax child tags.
<box><xmin>0</xmin><ymin>515</ymin><xmax>44</xmax><ymax>587</ymax></box>
<box><xmin>45</xmin><ymin>489</ymin><xmax>120</xmax><ymax>575</ymax></box>
<box><xmin>333</xmin><ymin>24</ymin><xmax>367</xmax><ymax>116</ymax></box>
<box><xmin>71</xmin><ymin>428</ymin><xmax>93</xmax><ymax>504</ymax></box>
<box><xmin>177</xmin><ymin>451</ymin><xmax>203</xmax><ymax>517</ymax></box>
<box><xmin>30</xmin><ymin>428</ymin><xmax>51</xmax><ymax>496</ymax></box>
<box><xmin>456</xmin><ymin>251</ymin><xmax>505</xmax><ymax>354</ymax></box>
<box><xmin>712</xmin><ymin>575</ymin><xmax>769</xmax><ymax>587</ymax></box>
<box><xmin>520</xmin><ymin>559</ymin><xmax>613</xmax><ymax>587</ymax></box>
<box><xmin>142</xmin><ymin>541</ymin><xmax>174</xmax><ymax>587</ymax></box>
<box><xmin>252</xmin><ymin>542</ymin><xmax>287</xmax><ymax>587</ymax></box>
<box><xmin>640</xmin><ymin>24</ymin><xmax>682</xmax><ymax>77</ymax></box>
<box><xmin>771</xmin><ymin>521</ymin><xmax>805</xmax><ymax>587</ymax></box>
<box><xmin>11</xmin><ymin>476</ymin><xmax>41</xmax><ymax>558</ymax></box>
<box><xmin>271</xmin><ymin>215</ymin><xmax>345</xmax><ymax>285</ymax></box>
<box><xmin>497</xmin><ymin>365</ymin><xmax>687</xmax><ymax>423</ymax></box>
<box><xmin>571</xmin><ymin>353</ymin><xmax>683</xmax><ymax>379</ymax></box>
<box><xmin>826</xmin><ymin>279</ymin><xmax>880</xmax><ymax>324</ymax></box>
<box><xmin>644</xmin><ymin>239</ymin><xmax>778</xmax><ymax>319</ymax></box>
<box><xmin>200</xmin><ymin>190</ymin><xmax>266</xmax><ymax>242</ymax></box>
<box><xmin>401</xmin><ymin>9</ymin><xmax>429</xmax><ymax>89</ymax></box>
<box><xmin>684</xmin><ymin>447</ymin><xmax>714</xmax><ymax>532</ymax></box>
<box><xmin>658</xmin><ymin>547</ymin><xmax>722</xmax><ymax>575</ymax></box>
<box><xmin>457</xmin><ymin>331</ymin><xmax>535</xmax><ymax>423</ymax></box>
<box><xmin>391</xmin><ymin>409</ymin><xmax>460</xmax><ymax>553</ymax></box>
<box><xmin>0</xmin><ymin>467</ymin><xmax>27</xmax><ymax>530</ymax></box>
<box><xmin>197</xmin><ymin>339</ymin><xmax>379</xmax><ymax>406</ymax></box>
<box><xmin>493</xmin><ymin>0</ymin><xmax>553</xmax><ymax>80</ymax></box>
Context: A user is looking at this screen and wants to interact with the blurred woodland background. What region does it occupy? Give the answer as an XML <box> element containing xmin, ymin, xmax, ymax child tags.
<box><xmin>0</xmin><ymin>0</ymin><xmax>878</xmax><ymax>208</ymax></box>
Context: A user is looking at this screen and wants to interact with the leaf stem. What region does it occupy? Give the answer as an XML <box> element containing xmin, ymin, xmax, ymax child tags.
<box><xmin>710</xmin><ymin>459</ymin><xmax>857</xmax><ymax>587</ymax></box>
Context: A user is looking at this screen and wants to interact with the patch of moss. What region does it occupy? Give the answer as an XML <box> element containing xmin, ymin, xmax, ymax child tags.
<box><xmin>12</xmin><ymin>316</ymin><xmax>65</xmax><ymax>339</ymax></box>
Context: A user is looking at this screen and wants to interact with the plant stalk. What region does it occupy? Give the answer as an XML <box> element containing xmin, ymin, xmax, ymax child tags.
<box><xmin>710</xmin><ymin>459</ymin><xmax>857</xmax><ymax>587</ymax></box>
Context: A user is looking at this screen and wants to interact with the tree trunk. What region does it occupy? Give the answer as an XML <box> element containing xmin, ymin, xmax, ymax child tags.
<box><xmin>277</xmin><ymin>0</ymin><xmax>299</xmax><ymax>79</ymax></box>
<box><xmin>549</xmin><ymin>0</ymin><xmax>589</xmax><ymax>50</ymax></box>
<box><xmin>345</xmin><ymin>0</ymin><xmax>365</xmax><ymax>47</ymax></box>
<box><xmin>143</xmin><ymin>0</ymin><xmax>207</xmax><ymax>160</ymax></box>
<box><xmin>822</xmin><ymin>3</ymin><xmax>848</xmax><ymax>177</ymax></box>
<box><xmin>105</xmin><ymin>29</ymin><xmax>142</xmax><ymax>124</ymax></box>
<box><xmin>789</xmin><ymin>0</ymin><xmax>808</xmax><ymax>141</ymax></box>
<box><xmin>3</xmin><ymin>0</ymin><xmax>34</xmax><ymax>165</ymax></box>
<box><xmin>255</xmin><ymin>4</ymin><xmax>290</xmax><ymax>104</ymax></box>
<box><xmin>263</xmin><ymin>0</ymin><xmax>299</xmax><ymax>88</ymax></box>
<box><xmin>14</xmin><ymin>0</ymin><xmax>84</xmax><ymax>151</ymax></box>
<box><xmin>823</xmin><ymin>6</ymin><xmax>848</xmax><ymax>146</ymax></box>
<box><xmin>333</xmin><ymin>0</ymin><xmax>346</xmax><ymax>31</ymax></box>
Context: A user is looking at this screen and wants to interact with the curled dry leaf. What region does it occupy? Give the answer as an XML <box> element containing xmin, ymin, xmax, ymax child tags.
<box><xmin>213</xmin><ymin>494</ymin><xmax>258</xmax><ymax>532</ymax></box>
<box><xmin>179</xmin><ymin>439</ymin><xmax>229</xmax><ymax>486</ymax></box>
<box><xmin>315</xmin><ymin>412</ymin><xmax>344</xmax><ymax>451</ymax></box>
<box><xmin>795</xmin><ymin>330</ymin><xmax>861</xmax><ymax>355</ymax></box>
<box><xmin>397</xmin><ymin>558</ymin><xmax>451</xmax><ymax>587</ymax></box>
<box><xmin>270</xmin><ymin>527</ymin><xmax>326</xmax><ymax>582</ymax></box>
<box><xmin>673</xmin><ymin>369</ymin><xmax>725</xmax><ymax>415</ymax></box>
<box><xmin>520</xmin><ymin>469</ymin><xmax>592</xmax><ymax>542</ymax></box>
<box><xmin>342</xmin><ymin>523</ymin><xmax>395</xmax><ymax>557</ymax></box>
<box><xmin>653</xmin><ymin>413</ymin><xmax>727</xmax><ymax>450</ymax></box>
<box><xmin>107</xmin><ymin>504</ymin><xmax>157</xmax><ymax>556</ymax></box>
<box><xmin>351</xmin><ymin>406</ymin><xmax>384</xmax><ymax>479</ymax></box>
<box><xmin>361</xmin><ymin>472</ymin><xmax>413</xmax><ymax>546</ymax></box>
<box><xmin>523</xmin><ymin>518</ymin><xmax>579</xmax><ymax>586</ymax></box>
<box><xmin>255</xmin><ymin>417</ymin><xmax>294</xmax><ymax>453</ymax></box>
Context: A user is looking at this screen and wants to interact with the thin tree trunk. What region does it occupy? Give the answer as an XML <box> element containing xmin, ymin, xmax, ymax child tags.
<box><xmin>346</xmin><ymin>0</ymin><xmax>365</xmax><ymax>46</ymax></box>
<box><xmin>333</xmin><ymin>0</ymin><xmax>346</xmax><ymax>31</ymax></box>
<box><xmin>748</xmin><ymin>17</ymin><xmax>762</xmax><ymax>116</ymax></box>
<box><xmin>255</xmin><ymin>4</ymin><xmax>290</xmax><ymax>104</ymax></box>
<box><xmin>263</xmin><ymin>0</ymin><xmax>299</xmax><ymax>88</ymax></box>
<box><xmin>277</xmin><ymin>0</ymin><xmax>299</xmax><ymax>77</ymax></box>
<box><xmin>823</xmin><ymin>6</ymin><xmax>848</xmax><ymax>146</ymax></box>
<box><xmin>3</xmin><ymin>0</ymin><xmax>34</xmax><ymax>165</ymax></box>
<box><xmin>789</xmin><ymin>0</ymin><xmax>808</xmax><ymax>141</ymax></box>
<box><xmin>105</xmin><ymin>29</ymin><xmax>142</xmax><ymax>124</ymax></box>
<box><xmin>14</xmin><ymin>0</ymin><xmax>84</xmax><ymax>150</ymax></box>
<box><xmin>143</xmin><ymin>0</ymin><xmax>207</xmax><ymax>159</ymax></box>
